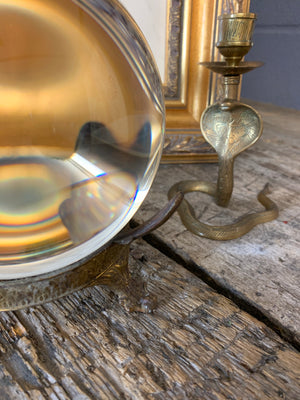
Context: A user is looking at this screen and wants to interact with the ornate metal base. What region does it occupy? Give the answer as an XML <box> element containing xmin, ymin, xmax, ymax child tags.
<box><xmin>0</xmin><ymin>192</ymin><xmax>183</xmax><ymax>312</ymax></box>
<box><xmin>0</xmin><ymin>243</ymin><xmax>127</xmax><ymax>311</ymax></box>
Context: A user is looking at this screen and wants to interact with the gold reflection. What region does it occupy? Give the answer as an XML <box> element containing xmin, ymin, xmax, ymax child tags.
<box><xmin>0</xmin><ymin>0</ymin><xmax>153</xmax><ymax>152</ymax></box>
<box><xmin>0</xmin><ymin>0</ymin><xmax>159</xmax><ymax>263</ymax></box>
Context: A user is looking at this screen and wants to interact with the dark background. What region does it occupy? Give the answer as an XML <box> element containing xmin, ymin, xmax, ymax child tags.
<box><xmin>241</xmin><ymin>0</ymin><xmax>300</xmax><ymax>110</ymax></box>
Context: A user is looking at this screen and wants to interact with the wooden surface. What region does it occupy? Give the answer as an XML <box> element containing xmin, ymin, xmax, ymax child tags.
<box><xmin>1</xmin><ymin>240</ymin><xmax>300</xmax><ymax>399</ymax></box>
<box><xmin>136</xmin><ymin>101</ymin><xmax>300</xmax><ymax>349</ymax></box>
<box><xmin>1</xmin><ymin>102</ymin><xmax>300</xmax><ymax>399</ymax></box>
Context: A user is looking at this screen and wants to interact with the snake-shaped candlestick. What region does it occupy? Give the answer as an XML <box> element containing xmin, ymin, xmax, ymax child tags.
<box><xmin>167</xmin><ymin>13</ymin><xmax>278</xmax><ymax>240</ymax></box>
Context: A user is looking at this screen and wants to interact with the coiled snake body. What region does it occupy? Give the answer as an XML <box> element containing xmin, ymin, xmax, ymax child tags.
<box><xmin>168</xmin><ymin>181</ymin><xmax>279</xmax><ymax>240</ymax></box>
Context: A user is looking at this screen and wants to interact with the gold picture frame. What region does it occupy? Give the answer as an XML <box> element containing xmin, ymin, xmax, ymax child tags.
<box><xmin>162</xmin><ymin>0</ymin><xmax>250</xmax><ymax>163</ymax></box>
<box><xmin>162</xmin><ymin>0</ymin><xmax>219</xmax><ymax>163</ymax></box>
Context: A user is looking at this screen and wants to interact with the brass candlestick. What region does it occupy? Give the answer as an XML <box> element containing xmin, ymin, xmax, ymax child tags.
<box><xmin>168</xmin><ymin>13</ymin><xmax>278</xmax><ymax>240</ymax></box>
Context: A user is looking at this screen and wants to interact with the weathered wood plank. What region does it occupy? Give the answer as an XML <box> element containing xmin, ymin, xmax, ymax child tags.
<box><xmin>134</xmin><ymin>102</ymin><xmax>300</xmax><ymax>347</ymax></box>
<box><xmin>0</xmin><ymin>240</ymin><xmax>299</xmax><ymax>399</ymax></box>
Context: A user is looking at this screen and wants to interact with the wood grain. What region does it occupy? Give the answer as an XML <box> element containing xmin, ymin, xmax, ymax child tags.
<box><xmin>0</xmin><ymin>239</ymin><xmax>299</xmax><ymax>399</ymax></box>
<box><xmin>134</xmin><ymin>102</ymin><xmax>300</xmax><ymax>348</ymax></box>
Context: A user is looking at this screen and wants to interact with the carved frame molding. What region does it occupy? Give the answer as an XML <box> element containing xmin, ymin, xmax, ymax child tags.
<box><xmin>162</xmin><ymin>0</ymin><xmax>219</xmax><ymax>163</ymax></box>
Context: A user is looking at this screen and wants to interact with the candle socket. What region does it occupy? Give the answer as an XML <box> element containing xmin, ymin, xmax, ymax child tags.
<box><xmin>217</xmin><ymin>13</ymin><xmax>256</xmax><ymax>66</ymax></box>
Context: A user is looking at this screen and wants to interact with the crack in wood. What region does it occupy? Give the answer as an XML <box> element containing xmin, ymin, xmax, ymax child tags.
<box><xmin>137</xmin><ymin>230</ymin><xmax>300</xmax><ymax>352</ymax></box>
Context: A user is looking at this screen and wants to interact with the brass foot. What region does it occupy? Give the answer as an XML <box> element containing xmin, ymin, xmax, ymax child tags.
<box><xmin>117</xmin><ymin>276</ymin><xmax>157</xmax><ymax>314</ymax></box>
<box><xmin>91</xmin><ymin>244</ymin><xmax>157</xmax><ymax>313</ymax></box>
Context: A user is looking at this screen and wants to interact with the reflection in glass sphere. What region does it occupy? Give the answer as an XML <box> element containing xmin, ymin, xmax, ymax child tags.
<box><xmin>0</xmin><ymin>0</ymin><xmax>164</xmax><ymax>278</ymax></box>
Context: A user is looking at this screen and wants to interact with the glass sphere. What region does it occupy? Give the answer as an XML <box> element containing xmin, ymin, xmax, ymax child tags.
<box><xmin>0</xmin><ymin>0</ymin><xmax>164</xmax><ymax>278</ymax></box>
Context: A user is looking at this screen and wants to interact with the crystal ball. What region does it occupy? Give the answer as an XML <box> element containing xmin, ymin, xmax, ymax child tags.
<box><xmin>0</xmin><ymin>0</ymin><xmax>164</xmax><ymax>278</ymax></box>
